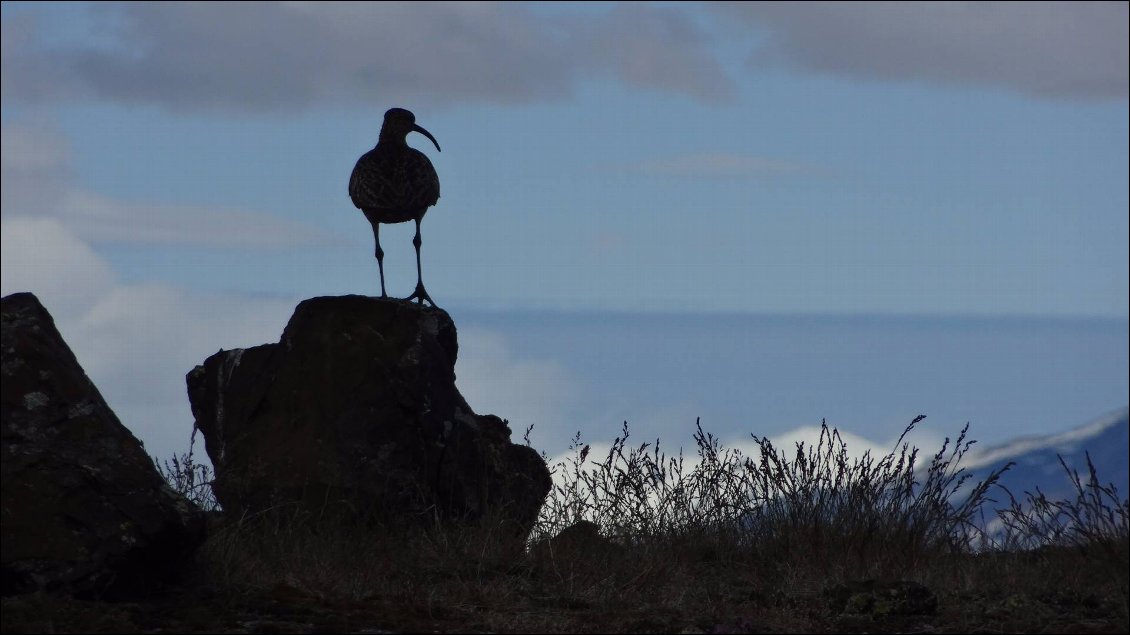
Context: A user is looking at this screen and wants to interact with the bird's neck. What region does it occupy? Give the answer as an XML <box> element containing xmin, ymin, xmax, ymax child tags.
<box><xmin>378</xmin><ymin>131</ymin><xmax>408</xmax><ymax>148</ymax></box>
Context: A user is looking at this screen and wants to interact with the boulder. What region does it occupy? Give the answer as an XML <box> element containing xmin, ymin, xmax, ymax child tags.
<box><xmin>1</xmin><ymin>292</ymin><xmax>205</xmax><ymax>598</ymax></box>
<box><xmin>531</xmin><ymin>520</ymin><xmax>621</xmax><ymax>564</ymax></box>
<box><xmin>186</xmin><ymin>295</ymin><xmax>550</xmax><ymax>535</ymax></box>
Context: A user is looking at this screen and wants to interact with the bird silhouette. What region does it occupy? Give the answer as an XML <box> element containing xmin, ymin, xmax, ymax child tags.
<box><xmin>349</xmin><ymin>108</ymin><xmax>441</xmax><ymax>306</ymax></box>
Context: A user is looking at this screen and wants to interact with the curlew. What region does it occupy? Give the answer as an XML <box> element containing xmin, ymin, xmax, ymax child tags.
<box><xmin>349</xmin><ymin>107</ymin><xmax>442</xmax><ymax>306</ymax></box>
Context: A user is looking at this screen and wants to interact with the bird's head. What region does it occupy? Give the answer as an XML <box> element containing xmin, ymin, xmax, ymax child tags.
<box><xmin>381</xmin><ymin>107</ymin><xmax>441</xmax><ymax>152</ymax></box>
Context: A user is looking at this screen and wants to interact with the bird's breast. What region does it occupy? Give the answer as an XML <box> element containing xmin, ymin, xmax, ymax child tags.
<box><xmin>349</xmin><ymin>147</ymin><xmax>440</xmax><ymax>213</ymax></box>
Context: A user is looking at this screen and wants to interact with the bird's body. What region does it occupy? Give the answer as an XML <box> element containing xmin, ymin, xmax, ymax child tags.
<box><xmin>349</xmin><ymin>142</ymin><xmax>439</xmax><ymax>224</ymax></box>
<box><xmin>349</xmin><ymin>108</ymin><xmax>441</xmax><ymax>306</ymax></box>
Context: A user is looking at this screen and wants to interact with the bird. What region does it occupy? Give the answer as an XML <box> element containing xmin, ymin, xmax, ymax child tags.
<box><xmin>349</xmin><ymin>107</ymin><xmax>442</xmax><ymax>306</ymax></box>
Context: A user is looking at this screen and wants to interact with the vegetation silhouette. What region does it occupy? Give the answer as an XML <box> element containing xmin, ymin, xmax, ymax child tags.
<box><xmin>134</xmin><ymin>416</ymin><xmax>1129</xmax><ymax>633</ymax></box>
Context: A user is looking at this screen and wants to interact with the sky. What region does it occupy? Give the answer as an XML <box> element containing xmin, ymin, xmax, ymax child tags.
<box><xmin>2</xmin><ymin>2</ymin><xmax>1128</xmax><ymax>465</ymax></box>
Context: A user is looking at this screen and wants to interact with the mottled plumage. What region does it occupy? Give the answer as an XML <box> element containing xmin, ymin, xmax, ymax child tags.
<box><xmin>349</xmin><ymin>139</ymin><xmax>439</xmax><ymax>223</ymax></box>
<box><xmin>349</xmin><ymin>108</ymin><xmax>441</xmax><ymax>306</ymax></box>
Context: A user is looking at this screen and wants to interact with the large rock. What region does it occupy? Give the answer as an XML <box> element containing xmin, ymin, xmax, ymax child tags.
<box><xmin>1</xmin><ymin>292</ymin><xmax>205</xmax><ymax>597</ymax></box>
<box><xmin>186</xmin><ymin>295</ymin><xmax>551</xmax><ymax>534</ymax></box>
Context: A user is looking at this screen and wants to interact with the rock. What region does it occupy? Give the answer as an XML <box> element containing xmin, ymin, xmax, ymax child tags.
<box><xmin>530</xmin><ymin>520</ymin><xmax>621</xmax><ymax>565</ymax></box>
<box><xmin>1</xmin><ymin>292</ymin><xmax>205</xmax><ymax>598</ymax></box>
<box><xmin>186</xmin><ymin>295</ymin><xmax>551</xmax><ymax>535</ymax></box>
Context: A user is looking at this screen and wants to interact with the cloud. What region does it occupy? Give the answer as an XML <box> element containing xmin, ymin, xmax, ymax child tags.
<box><xmin>714</xmin><ymin>1</ymin><xmax>1129</xmax><ymax>100</ymax></box>
<box><xmin>1</xmin><ymin>215</ymin><xmax>299</xmax><ymax>461</ymax></box>
<box><xmin>574</xmin><ymin>4</ymin><xmax>733</xmax><ymax>102</ymax></box>
<box><xmin>0</xmin><ymin>123</ymin><xmax>346</xmax><ymax>458</ymax></box>
<box><xmin>1</xmin><ymin>14</ymin><xmax>80</xmax><ymax>104</ymax></box>
<box><xmin>543</xmin><ymin>421</ymin><xmax>948</xmax><ymax>518</ymax></box>
<box><xmin>1</xmin><ymin>122</ymin><xmax>337</xmax><ymax>248</ymax></box>
<box><xmin>1</xmin><ymin>216</ymin><xmax>116</xmax><ymax>315</ymax></box>
<box><xmin>6</xmin><ymin>2</ymin><xmax>1123</xmax><ymax>110</ymax></box>
<box><xmin>0</xmin><ymin>121</ymin><xmax>72</xmax><ymax>171</ymax></box>
<box><xmin>1</xmin><ymin>212</ymin><xmax>584</xmax><ymax>463</ymax></box>
<box><xmin>53</xmin><ymin>190</ymin><xmax>341</xmax><ymax>248</ymax></box>
<box><xmin>2</xmin><ymin>2</ymin><xmax>733</xmax><ymax>112</ymax></box>
<box><xmin>727</xmin><ymin>423</ymin><xmax>940</xmax><ymax>464</ymax></box>
<box><xmin>456</xmin><ymin>327</ymin><xmax>579</xmax><ymax>449</ymax></box>
<box><xmin>605</xmin><ymin>152</ymin><xmax>814</xmax><ymax>179</ymax></box>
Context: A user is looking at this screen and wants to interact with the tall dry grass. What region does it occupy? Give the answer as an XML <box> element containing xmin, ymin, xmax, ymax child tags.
<box><xmin>151</xmin><ymin>416</ymin><xmax>1128</xmax><ymax>632</ymax></box>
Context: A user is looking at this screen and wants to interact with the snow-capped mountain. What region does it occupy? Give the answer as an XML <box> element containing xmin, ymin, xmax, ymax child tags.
<box><xmin>961</xmin><ymin>407</ymin><xmax>1129</xmax><ymax>510</ymax></box>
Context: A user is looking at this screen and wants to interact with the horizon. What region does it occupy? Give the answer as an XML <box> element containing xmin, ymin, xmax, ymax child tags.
<box><xmin>1</xmin><ymin>276</ymin><xmax>1126</xmax><ymax>485</ymax></box>
<box><xmin>451</xmin><ymin>303</ymin><xmax>1130</xmax><ymax>325</ymax></box>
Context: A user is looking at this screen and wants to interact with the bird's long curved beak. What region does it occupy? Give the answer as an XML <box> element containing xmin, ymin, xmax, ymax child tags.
<box><xmin>413</xmin><ymin>124</ymin><xmax>441</xmax><ymax>152</ymax></box>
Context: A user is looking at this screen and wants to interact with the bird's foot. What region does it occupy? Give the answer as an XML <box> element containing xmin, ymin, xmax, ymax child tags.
<box><xmin>405</xmin><ymin>283</ymin><xmax>437</xmax><ymax>308</ymax></box>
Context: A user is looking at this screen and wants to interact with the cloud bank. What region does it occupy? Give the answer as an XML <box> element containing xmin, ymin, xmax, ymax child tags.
<box><xmin>1</xmin><ymin>215</ymin><xmax>299</xmax><ymax>461</ymax></box>
<box><xmin>2</xmin><ymin>2</ymin><xmax>733</xmax><ymax>112</ymax></box>
<box><xmin>0</xmin><ymin>212</ymin><xmax>583</xmax><ymax>463</ymax></box>
<box><xmin>716</xmin><ymin>1</ymin><xmax>1128</xmax><ymax>100</ymax></box>
<box><xmin>456</xmin><ymin>327</ymin><xmax>579</xmax><ymax>450</ymax></box>
<box><xmin>5</xmin><ymin>2</ymin><xmax>1123</xmax><ymax>113</ymax></box>
<box><xmin>1</xmin><ymin>122</ymin><xmax>337</xmax><ymax>248</ymax></box>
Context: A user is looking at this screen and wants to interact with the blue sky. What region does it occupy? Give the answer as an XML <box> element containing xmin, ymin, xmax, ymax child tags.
<box><xmin>2</xmin><ymin>2</ymin><xmax>1127</xmax><ymax>462</ymax></box>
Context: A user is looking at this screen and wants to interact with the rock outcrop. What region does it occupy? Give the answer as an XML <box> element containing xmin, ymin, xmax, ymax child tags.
<box><xmin>1</xmin><ymin>292</ymin><xmax>205</xmax><ymax>598</ymax></box>
<box><xmin>186</xmin><ymin>295</ymin><xmax>551</xmax><ymax>535</ymax></box>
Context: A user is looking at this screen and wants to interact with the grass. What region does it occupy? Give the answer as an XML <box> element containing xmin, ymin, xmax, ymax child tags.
<box><xmin>5</xmin><ymin>417</ymin><xmax>1127</xmax><ymax>633</ymax></box>
<box><xmin>537</xmin><ymin>416</ymin><xmax>1003</xmax><ymax>582</ymax></box>
<box><xmin>154</xmin><ymin>428</ymin><xmax>218</xmax><ymax>512</ymax></box>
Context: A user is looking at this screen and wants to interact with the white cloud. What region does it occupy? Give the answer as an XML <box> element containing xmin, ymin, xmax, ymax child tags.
<box><xmin>725</xmin><ymin>422</ymin><xmax>945</xmax><ymax>465</ymax></box>
<box><xmin>543</xmin><ymin>418</ymin><xmax>952</xmax><ymax>521</ymax></box>
<box><xmin>2</xmin><ymin>2</ymin><xmax>733</xmax><ymax>112</ymax></box>
<box><xmin>715</xmin><ymin>1</ymin><xmax>1128</xmax><ymax>100</ymax></box>
<box><xmin>1</xmin><ymin>216</ymin><xmax>116</xmax><ymax>315</ymax></box>
<box><xmin>68</xmin><ymin>284</ymin><xmax>296</xmax><ymax>458</ymax></box>
<box><xmin>2</xmin><ymin>211</ymin><xmax>584</xmax><ymax>463</ymax></box>
<box><xmin>2</xmin><ymin>214</ymin><xmax>298</xmax><ymax>461</ymax></box>
<box><xmin>456</xmin><ymin>327</ymin><xmax>579</xmax><ymax>449</ymax></box>
<box><xmin>1</xmin><ymin>124</ymin><xmax>340</xmax><ymax>465</ymax></box>
<box><xmin>1</xmin><ymin>122</ymin><xmax>337</xmax><ymax>249</ymax></box>
<box><xmin>1</xmin><ymin>121</ymin><xmax>582</xmax><ymax>460</ymax></box>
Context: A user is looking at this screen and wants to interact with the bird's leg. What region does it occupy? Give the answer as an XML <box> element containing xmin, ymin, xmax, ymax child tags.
<box><xmin>371</xmin><ymin>218</ymin><xmax>388</xmax><ymax>298</ymax></box>
<box><xmin>405</xmin><ymin>218</ymin><xmax>435</xmax><ymax>307</ymax></box>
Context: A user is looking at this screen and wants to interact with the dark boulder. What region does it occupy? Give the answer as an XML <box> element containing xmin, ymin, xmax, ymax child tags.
<box><xmin>530</xmin><ymin>520</ymin><xmax>621</xmax><ymax>566</ymax></box>
<box><xmin>186</xmin><ymin>295</ymin><xmax>551</xmax><ymax>535</ymax></box>
<box><xmin>1</xmin><ymin>292</ymin><xmax>205</xmax><ymax>598</ymax></box>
